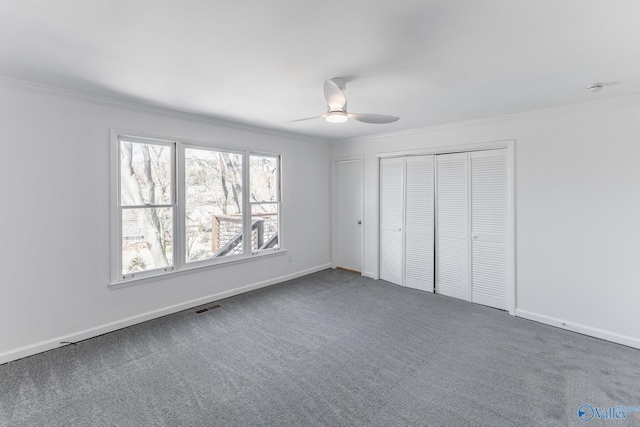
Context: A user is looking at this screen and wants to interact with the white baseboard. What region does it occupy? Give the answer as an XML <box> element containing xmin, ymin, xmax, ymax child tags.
<box><xmin>0</xmin><ymin>264</ymin><xmax>332</xmax><ymax>365</ymax></box>
<box><xmin>515</xmin><ymin>309</ymin><xmax>640</xmax><ymax>350</ymax></box>
<box><xmin>362</xmin><ymin>271</ymin><xmax>377</xmax><ymax>279</ymax></box>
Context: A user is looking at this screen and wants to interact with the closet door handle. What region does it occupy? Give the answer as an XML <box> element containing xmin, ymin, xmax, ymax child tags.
<box><xmin>357</xmin><ymin>220</ymin><xmax>362</xmax><ymax>224</ymax></box>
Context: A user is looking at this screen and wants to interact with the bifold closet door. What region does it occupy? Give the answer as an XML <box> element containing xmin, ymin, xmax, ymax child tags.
<box><xmin>379</xmin><ymin>157</ymin><xmax>403</xmax><ymax>285</ymax></box>
<box><xmin>470</xmin><ymin>149</ymin><xmax>508</xmax><ymax>310</ymax></box>
<box><xmin>435</xmin><ymin>153</ymin><xmax>469</xmax><ymax>300</ymax></box>
<box><xmin>380</xmin><ymin>150</ymin><xmax>509</xmax><ymax>309</ymax></box>
<box><xmin>404</xmin><ymin>155</ymin><xmax>434</xmax><ymax>291</ymax></box>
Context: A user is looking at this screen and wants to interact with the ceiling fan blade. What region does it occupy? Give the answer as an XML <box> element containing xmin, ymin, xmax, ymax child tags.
<box><xmin>324</xmin><ymin>79</ymin><xmax>346</xmax><ymax>111</ymax></box>
<box><xmin>348</xmin><ymin>113</ymin><xmax>399</xmax><ymax>124</ymax></box>
<box><xmin>287</xmin><ymin>114</ymin><xmax>326</xmax><ymax>123</ymax></box>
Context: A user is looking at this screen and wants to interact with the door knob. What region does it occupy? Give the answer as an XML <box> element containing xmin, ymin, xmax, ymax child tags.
<box><xmin>357</xmin><ymin>220</ymin><xmax>362</xmax><ymax>224</ymax></box>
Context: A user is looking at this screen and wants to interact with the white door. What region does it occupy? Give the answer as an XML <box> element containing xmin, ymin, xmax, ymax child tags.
<box><xmin>470</xmin><ymin>149</ymin><xmax>508</xmax><ymax>310</ymax></box>
<box><xmin>379</xmin><ymin>149</ymin><xmax>511</xmax><ymax>311</ymax></box>
<box><xmin>336</xmin><ymin>159</ymin><xmax>363</xmax><ymax>273</ymax></box>
<box><xmin>379</xmin><ymin>157</ymin><xmax>403</xmax><ymax>285</ymax></box>
<box><xmin>435</xmin><ymin>152</ymin><xmax>470</xmax><ymax>300</ymax></box>
<box><xmin>404</xmin><ymin>155</ymin><xmax>435</xmax><ymax>291</ymax></box>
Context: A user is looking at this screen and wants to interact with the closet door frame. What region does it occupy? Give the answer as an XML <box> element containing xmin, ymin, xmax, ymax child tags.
<box><xmin>376</xmin><ymin>139</ymin><xmax>515</xmax><ymax>315</ymax></box>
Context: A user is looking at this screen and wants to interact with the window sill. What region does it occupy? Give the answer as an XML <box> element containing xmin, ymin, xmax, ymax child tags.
<box><xmin>109</xmin><ymin>248</ymin><xmax>287</xmax><ymax>290</ymax></box>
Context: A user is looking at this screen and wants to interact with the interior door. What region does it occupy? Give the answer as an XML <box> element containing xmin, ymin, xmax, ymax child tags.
<box><xmin>379</xmin><ymin>157</ymin><xmax>403</xmax><ymax>285</ymax></box>
<box><xmin>404</xmin><ymin>155</ymin><xmax>435</xmax><ymax>291</ymax></box>
<box><xmin>470</xmin><ymin>149</ymin><xmax>508</xmax><ymax>309</ymax></box>
<box><xmin>336</xmin><ymin>159</ymin><xmax>363</xmax><ymax>273</ymax></box>
<box><xmin>435</xmin><ymin>152</ymin><xmax>470</xmax><ymax>300</ymax></box>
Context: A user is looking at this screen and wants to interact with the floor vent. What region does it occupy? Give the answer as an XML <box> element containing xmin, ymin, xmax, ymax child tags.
<box><xmin>195</xmin><ymin>304</ymin><xmax>221</xmax><ymax>314</ymax></box>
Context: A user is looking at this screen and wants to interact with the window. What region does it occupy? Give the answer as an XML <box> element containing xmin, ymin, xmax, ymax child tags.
<box><xmin>249</xmin><ymin>154</ymin><xmax>280</xmax><ymax>253</ymax></box>
<box><xmin>185</xmin><ymin>147</ymin><xmax>243</xmax><ymax>262</ymax></box>
<box><xmin>119</xmin><ymin>138</ymin><xmax>175</xmax><ymax>277</ymax></box>
<box><xmin>112</xmin><ymin>133</ymin><xmax>282</xmax><ymax>283</ymax></box>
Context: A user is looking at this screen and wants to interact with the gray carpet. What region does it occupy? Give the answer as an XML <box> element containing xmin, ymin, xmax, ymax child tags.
<box><xmin>1</xmin><ymin>269</ymin><xmax>640</xmax><ymax>426</ymax></box>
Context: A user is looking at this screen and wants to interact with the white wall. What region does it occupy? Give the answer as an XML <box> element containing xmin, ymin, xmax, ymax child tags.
<box><xmin>331</xmin><ymin>98</ymin><xmax>640</xmax><ymax>348</ymax></box>
<box><xmin>0</xmin><ymin>82</ymin><xmax>332</xmax><ymax>363</ymax></box>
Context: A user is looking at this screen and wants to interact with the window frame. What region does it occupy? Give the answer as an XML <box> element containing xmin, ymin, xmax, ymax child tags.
<box><xmin>110</xmin><ymin>130</ymin><xmax>284</xmax><ymax>286</ymax></box>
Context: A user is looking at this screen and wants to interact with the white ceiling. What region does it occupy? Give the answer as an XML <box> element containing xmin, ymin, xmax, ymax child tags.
<box><xmin>1</xmin><ymin>0</ymin><xmax>639</xmax><ymax>142</ymax></box>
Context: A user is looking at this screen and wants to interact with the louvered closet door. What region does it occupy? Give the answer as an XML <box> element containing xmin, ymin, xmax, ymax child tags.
<box><xmin>470</xmin><ymin>149</ymin><xmax>508</xmax><ymax>310</ymax></box>
<box><xmin>379</xmin><ymin>157</ymin><xmax>403</xmax><ymax>285</ymax></box>
<box><xmin>435</xmin><ymin>153</ymin><xmax>469</xmax><ymax>300</ymax></box>
<box><xmin>404</xmin><ymin>155</ymin><xmax>434</xmax><ymax>291</ymax></box>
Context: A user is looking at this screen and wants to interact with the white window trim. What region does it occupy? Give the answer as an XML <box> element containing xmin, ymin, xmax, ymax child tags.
<box><xmin>109</xmin><ymin>129</ymin><xmax>284</xmax><ymax>287</ymax></box>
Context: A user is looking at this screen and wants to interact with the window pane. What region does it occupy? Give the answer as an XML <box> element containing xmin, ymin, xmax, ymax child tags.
<box><xmin>120</xmin><ymin>140</ymin><xmax>173</xmax><ymax>206</ymax></box>
<box><xmin>251</xmin><ymin>203</ymin><xmax>279</xmax><ymax>251</ymax></box>
<box><xmin>250</xmin><ymin>155</ymin><xmax>279</xmax><ymax>202</ymax></box>
<box><xmin>185</xmin><ymin>148</ymin><xmax>243</xmax><ymax>262</ymax></box>
<box><xmin>122</xmin><ymin>207</ymin><xmax>173</xmax><ymax>275</ymax></box>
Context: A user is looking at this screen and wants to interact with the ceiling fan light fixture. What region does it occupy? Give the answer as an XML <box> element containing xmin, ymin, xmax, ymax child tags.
<box><xmin>326</xmin><ymin>111</ymin><xmax>348</xmax><ymax>123</ymax></box>
<box><xmin>289</xmin><ymin>79</ymin><xmax>399</xmax><ymax>124</ymax></box>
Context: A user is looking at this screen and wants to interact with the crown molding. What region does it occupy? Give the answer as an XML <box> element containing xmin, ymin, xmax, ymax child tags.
<box><xmin>4</xmin><ymin>75</ymin><xmax>639</xmax><ymax>147</ymax></box>
<box><xmin>0</xmin><ymin>75</ymin><xmax>328</xmax><ymax>145</ymax></box>
<box><xmin>331</xmin><ymin>93</ymin><xmax>640</xmax><ymax>145</ymax></box>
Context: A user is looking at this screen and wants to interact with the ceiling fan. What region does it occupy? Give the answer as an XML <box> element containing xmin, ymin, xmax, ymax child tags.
<box><xmin>291</xmin><ymin>78</ymin><xmax>399</xmax><ymax>124</ymax></box>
